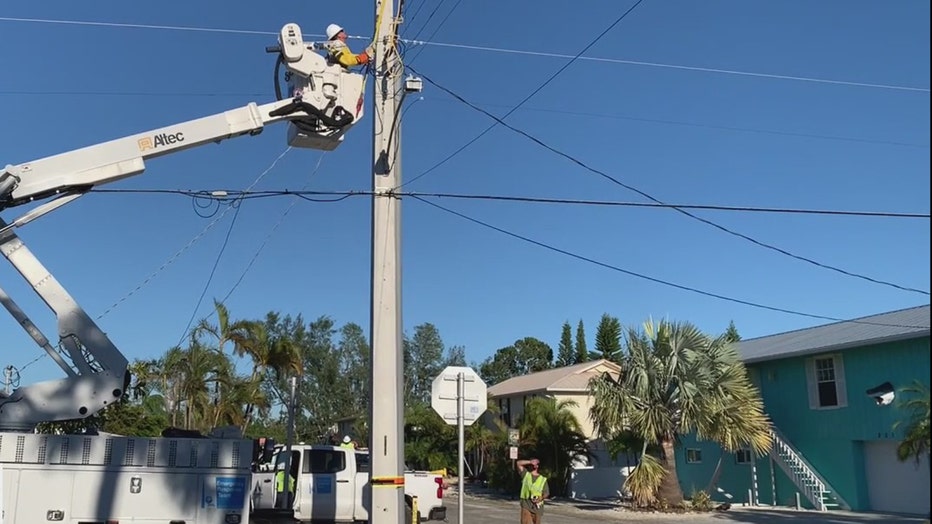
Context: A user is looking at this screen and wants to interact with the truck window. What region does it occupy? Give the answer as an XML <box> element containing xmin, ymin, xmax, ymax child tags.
<box><xmin>303</xmin><ymin>449</ymin><xmax>347</xmax><ymax>474</ymax></box>
<box><xmin>355</xmin><ymin>453</ymin><xmax>370</xmax><ymax>473</ymax></box>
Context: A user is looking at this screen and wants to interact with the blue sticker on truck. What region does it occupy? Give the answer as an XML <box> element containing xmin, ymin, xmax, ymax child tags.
<box><xmin>203</xmin><ymin>476</ymin><xmax>248</xmax><ymax>509</ymax></box>
<box><xmin>315</xmin><ymin>476</ymin><xmax>333</xmax><ymax>494</ymax></box>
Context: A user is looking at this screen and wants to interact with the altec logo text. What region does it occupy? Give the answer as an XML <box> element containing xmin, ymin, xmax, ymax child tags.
<box><xmin>138</xmin><ymin>132</ymin><xmax>185</xmax><ymax>151</ymax></box>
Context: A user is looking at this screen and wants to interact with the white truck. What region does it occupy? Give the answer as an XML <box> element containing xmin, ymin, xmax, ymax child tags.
<box><xmin>251</xmin><ymin>445</ymin><xmax>447</xmax><ymax>522</ymax></box>
<box><xmin>0</xmin><ymin>22</ymin><xmax>399</xmax><ymax>523</ymax></box>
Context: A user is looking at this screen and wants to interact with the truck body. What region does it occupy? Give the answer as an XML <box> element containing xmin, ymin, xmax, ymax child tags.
<box><xmin>0</xmin><ymin>432</ymin><xmax>253</xmax><ymax>523</ymax></box>
<box><xmin>251</xmin><ymin>445</ymin><xmax>447</xmax><ymax>522</ymax></box>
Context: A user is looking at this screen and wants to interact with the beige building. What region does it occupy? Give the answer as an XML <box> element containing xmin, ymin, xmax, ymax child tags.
<box><xmin>487</xmin><ymin>359</ymin><xmax>633</xmax><ymax>499</ymax></box>
<box><xmin>486</xmin><ymin>359</ymin><xmax>622</xmax><ymax>444</ymax></box>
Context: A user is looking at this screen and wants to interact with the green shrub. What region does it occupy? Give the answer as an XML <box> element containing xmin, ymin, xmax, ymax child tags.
<box><xmin>690</xmin><ymin>490</ymin><xmax>713</xmax><ymax>512</ymax></box>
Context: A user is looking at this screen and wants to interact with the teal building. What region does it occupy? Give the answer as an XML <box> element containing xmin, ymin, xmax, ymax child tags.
<box><xmin>676</xmin><ymin>305</ymin><xmax>930</xmax><ymax>516</ymax></box>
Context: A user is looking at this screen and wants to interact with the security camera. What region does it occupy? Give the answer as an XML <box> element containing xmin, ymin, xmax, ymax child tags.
<box><xmin>865</xmin><ymin>382</ymin><xmax>896</xmax><ymax>406</ymax></box>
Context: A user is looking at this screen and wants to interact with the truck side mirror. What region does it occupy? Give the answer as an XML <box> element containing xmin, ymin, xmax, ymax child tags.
<box><xmin>263</xmin><ymin>438</ymin><xmax>277</xmax><ymax>463</ymax></box>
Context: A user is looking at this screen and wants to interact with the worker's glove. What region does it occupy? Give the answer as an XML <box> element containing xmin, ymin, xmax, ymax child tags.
<box><xmin>366</xmin><ymin>45</ymin><xmax>375</xmax><ymax>58</ymax></box>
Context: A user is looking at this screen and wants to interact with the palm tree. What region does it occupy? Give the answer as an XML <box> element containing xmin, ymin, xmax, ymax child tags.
<box><xmin>894</xmin><ymin>381</ymin><xmax>930</xmax><ymax>465</ymax></box>
<box><xmin>588</xmin><ymin>318</ymin><xmax>771</xmax><ymax>506</ymax></box>
<box><xmin>232</xmin><ymin>319</ymin><xmax>302</xmax><ymax>432</ymax></box>
<box><xmin>519</xmin><ymin>396</ymin><xmax>593</xmax><ymax>497</ymax></box>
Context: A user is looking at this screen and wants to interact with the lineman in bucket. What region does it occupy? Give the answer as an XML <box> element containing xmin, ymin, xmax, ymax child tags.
<box><xmin>516</xmin><ymin>458</ymin><xmax>550</xmax><ymax>524</ymax></box>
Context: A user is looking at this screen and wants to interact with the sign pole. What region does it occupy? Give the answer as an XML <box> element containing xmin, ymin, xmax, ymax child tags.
<box><xmin>457</xmin><ymin>371</ymin><xmax>465</xmax><ymax>524</ymax></box>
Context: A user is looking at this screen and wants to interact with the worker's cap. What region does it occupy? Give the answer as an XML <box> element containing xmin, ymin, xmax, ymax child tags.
<box><xmin>326</xmin><ymin>24</ymin><xmax>344</xmax><ymax>40</ymax></box>
<box><xmin>343</xmin><ymin>435</ymin><xmax>351</xmax><ymax>443</ymax></box>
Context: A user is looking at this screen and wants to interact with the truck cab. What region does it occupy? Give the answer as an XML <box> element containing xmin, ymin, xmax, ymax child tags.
<box><xmin>252</xmin><ymin>444</ymin><xmax>446</xmax><ymax>522</ymax></box>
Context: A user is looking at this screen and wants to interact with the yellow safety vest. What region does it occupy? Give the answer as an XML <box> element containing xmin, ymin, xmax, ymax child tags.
<box><xmin>520</xmin><ymin>472</ymin><xmax>547</xmax><ymax>499</ymax></box>
<box><xmin>275</xmin><ymin>470</ymin><xmax>295</xmax><ymax>493</ymax></box>
<box><xmin>326</xmin><ymin>41</ymin><xmax>365</xmax><ymax>68</ymax></box>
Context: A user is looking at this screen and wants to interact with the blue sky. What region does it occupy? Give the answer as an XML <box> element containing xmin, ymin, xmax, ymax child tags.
<box><xmin>1</xmin><ymin>0</ymin><xmax>929</xmax><ymax>385</ymax></box>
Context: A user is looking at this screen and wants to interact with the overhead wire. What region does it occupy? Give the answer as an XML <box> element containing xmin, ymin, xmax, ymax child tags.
<box><xmin>422</xmin><ymin>97</ymin><xmax>930</xmax><ymax>149</ymax></box>
<box><xmin>399</xmin><ymin>0</ymin><xmax>647</xmax><ymax>189</ymax></box>
<box><xmin>89</xmin><ymin>187</ymin><xmax>930</xmax><ymax>219</ymax></box>
<box><xmin>173</xmin><ymin>146</ymin><xmax>293</xmax><ymax>346</ymax></box>
<box><xmin>2</xmin><ymin>16</ymin><xmax>925</xmax><ymax>93</ymax></box>
<box><xmin>410</xmin><ymin>195</ymin><xmax>930</xmax><ymax>329</ymax></box>
<box><xmin>405</xmin><ymin>0</ymin><xmax>449</xmax><ymax>44</ymax></box>
<box><xmin>408</xmin><ymin>66</ymin><xmax>931</xmax><ymax>297</ymax></box>
<box><xmin>405</xmin><ymin>0</ymin><xmax>464</xmax><ymax>65</ymax></box>
<box><xmin>217</xmin><ymin>153</ymin><xmax>328</xmax><ymax>306</ymax></box>
<box><xmin>402</xmin><ymin>192</ymin><xmax>931</xmax><ymax>219</ymax></box>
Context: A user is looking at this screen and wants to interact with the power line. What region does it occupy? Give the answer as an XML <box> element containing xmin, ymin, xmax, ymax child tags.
<box><xmin>405</xmin><ymin>39</ymin><xmax>931</xmax><ymax>94</ymax></box>
<box><xmin>218</xmin><ymin>153</ymin><xmax>329</xmax><ymax>305</ymax></box>
<box><xmin>408</xmin><ymin>66</ymin><xmax>931</xmax><ymax>296</ymax></box>
<box><xmin>0</xmin><ymin>89</ymin><xmax>267</xmax><ymax>98</ymax></box>
<box><xmin>403</xmin><ymin>192</ymin><xmax>931</xmax><ymax>219</ymax></box>
<box><xmin>399</xmin><ymin>0</ymin><xmax>647</xmax><ymax>189</ymax></box>
<box><xmin>88</xmin><ymin>187</ymin><xmax>931</xmax><ymax>219</ymax></box>
<box><xmin>424</xmin><ymin>97</ymin><xmax>930</xmax><ymax>150</ymax></box>
<box><xmin>4</xmin><ymin>16</ymin><xmax>925</xmax><ymax>93</ymax></box>
<box><xmin>4</xmin><ymin>87</ymin><xmax>925</xmax><ymax>151</ymax></box>
<box><xmin>174</xmin><ymin>147</ymin><xmax>293</xmax><ymax>346</ymax></box>
<box><xmin>405</xmin><ymin>0</ymin><xmax>463</xmax><ymax>65</ymax></box>
<box><xmin>411</xmin><ymin>195</ymin><xmax>929</xmax><ymax>329</ymax></box>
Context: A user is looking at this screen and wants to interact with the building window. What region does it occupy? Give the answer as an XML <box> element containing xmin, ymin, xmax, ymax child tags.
<box><xmin>498</xmin><ymin>397</ymin><xmax>512</xmax><ymax>427</ymax></box>
<box><xmin>735</xmin><ymin>448</ymin><xmax>752</xmax><ymax>465</ymax></box>
<box><xmin>805</xmin><ymin>354</ymin><xmax>847</xmax><ymax>409</ymax></box>
<box><xmin>686</xmin><ymin>449</ymin><xmax>702</xmax><ymax>464</ymax></box>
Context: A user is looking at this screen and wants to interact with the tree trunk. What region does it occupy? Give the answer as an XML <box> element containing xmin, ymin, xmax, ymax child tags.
<box><xmin>658</xmin><ymin>437</ymin><xmax>684</xmax><ymax>505</ymax></box>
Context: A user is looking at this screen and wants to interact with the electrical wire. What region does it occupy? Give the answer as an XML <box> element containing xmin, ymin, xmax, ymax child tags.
<box><xmin>405</xmin><ymin>0</ymin><xmax>463</xmax><ymax>65</ymax></box>
<box><xmin>408</xmin><ymin>66</ymin><xmax>931</xmax><ymax>296</ymax></box>
<box><xmin>406</xmin><ymin>0</ymin><xmax>448</xmax><ymax>44</ymax></box>
<box><xmin>217</xmin><ymin>153</ymin><xmax>329</xmax><ymax>305</ymax></box>
<box><xmin>399</xmin><ymin>0</ymin><xmax>647</xmax><ymax>189</ymax></box>
<box><xmin>423</xmin><ymin>97</ymin><xmax>930</xmax><ymax>150</ymax></box>
<box><xmin>403</xmin><ymin>192</ymin><xmax>931</xmax><ymax>219</ymax></box>
<box><xmin>173</xmin><ymin>147</ymin><xmax>293</xmax><ymax>345</ymax></box>
<box><xmin>3</xmin><ymin>16</ymin><xmax>925</xmax><ymax>93</ymax></box>
<box><xmin>88</xmin><ymin>187</ymin><xmax>930</xmax><ymax>219</ymax></box>
<box><xmin>410</xmin><ymin>195</ymin><xmax>930</xmax><ymax>329</ymax></box>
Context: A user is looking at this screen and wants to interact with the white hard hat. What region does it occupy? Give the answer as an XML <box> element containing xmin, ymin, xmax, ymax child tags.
<box><xmin>343</xmin><ymin>435</ymin><xmax>351</xmax><ymax>443</ymax></box>
<box><xmin>327</xmin><ymin>24</ymin><xmax>344</xmax><ymax>40</ymax></box>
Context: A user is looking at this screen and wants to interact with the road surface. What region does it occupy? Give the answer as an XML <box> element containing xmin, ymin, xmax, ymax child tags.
<box><xmin>445</xmin><ymin>492</ymin><xmax>928</xmax><ymax>524</ymax></box>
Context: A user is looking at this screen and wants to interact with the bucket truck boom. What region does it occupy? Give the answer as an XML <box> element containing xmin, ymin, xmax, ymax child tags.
<box><xmin>0</xmin><ymin>22</ymin><xmax>366</xmax><ymax>433</ymax></box>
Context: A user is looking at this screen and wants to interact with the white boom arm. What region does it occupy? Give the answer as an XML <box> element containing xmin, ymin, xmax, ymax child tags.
<box><xmin>0</xmin><ymin>23</ymin><xmax>366</xmax><ymax>431</ymax></box>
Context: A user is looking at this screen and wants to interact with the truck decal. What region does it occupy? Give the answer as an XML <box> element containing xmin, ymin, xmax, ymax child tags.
<box><xmin>315</xmin><ymin>475</ymin><xmax>333</xmax><ymax>494</ymax></box>
<box><xmin>202</xmin><ymin>475</ymin><xmax>248</xmax><ymax>509</ymax></box>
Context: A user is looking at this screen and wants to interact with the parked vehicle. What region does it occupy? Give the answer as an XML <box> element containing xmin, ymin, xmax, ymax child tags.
<box><xmin>251</xmin><ymin>444</ymin><xmax>446</xmax><ymax>522</ymax></box>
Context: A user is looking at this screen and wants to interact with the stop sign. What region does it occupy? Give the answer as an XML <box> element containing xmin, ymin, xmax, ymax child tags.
<box><xmin>430</xmin><ymin>366</ymin><xmax>488</xmax><ymax>426</ymax></box>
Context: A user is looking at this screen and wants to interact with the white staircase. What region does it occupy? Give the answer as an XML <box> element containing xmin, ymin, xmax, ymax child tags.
<box><xmin>769</xmin><ymin>427</ymin><xmax>849</xmax><ymax>511</ymax></box>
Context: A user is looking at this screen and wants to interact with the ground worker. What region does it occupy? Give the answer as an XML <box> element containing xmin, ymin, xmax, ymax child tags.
<box><xmin>516</xmin><ymin>458</ymin><xmax>550</xmax><ymax>524</ymax></box>
<box><xmin>325</xmin><ymin>23</ymin><xmax>373</xmax><ymax>68</ymax></box>
<box><xmin>275</xmin><ymin>462</ymin><xmax>296</xmax><ymax>509</ymax></box>
<box><xmin>339</xmin><ymin>435</ymin><xmax>356</xmax><ymax>449</ymax></box>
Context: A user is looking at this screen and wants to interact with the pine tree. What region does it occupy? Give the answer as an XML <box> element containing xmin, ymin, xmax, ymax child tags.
<box><xmin>724</xmin><ymin>320</ymin><xmax>741</xmax><ymax>343</ymax></box>
<box><xmin>594</xmin><ymin>313</ymin><xmax>623</xmax><ymax>362</ymax></box>
<box><xmin>574</xmin><ymin>320</ymin><xmax>589</xmax><ymax>364</ymax></box>
<box><xmin>556</xmin><ymin>322</ymin><xmax>575</xmax><ymax>367</ymax></box>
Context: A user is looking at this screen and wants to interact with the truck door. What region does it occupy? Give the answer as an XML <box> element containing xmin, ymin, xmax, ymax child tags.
<box><xmin>354</xmin><ymin>452</ymin><xmax>372</xmax><ymax>521</ymax></box>
<box><xmin>300</xmin><ymin>448</ymin><xmax>354</xmax><ymax>522</ymax></box>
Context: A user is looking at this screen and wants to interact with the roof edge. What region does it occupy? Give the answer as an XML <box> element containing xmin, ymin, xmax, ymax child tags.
<box><xmin>740</xmin><ymin>304</ymin><xmax>930</xmax><ymax>344</ymax></box>
<box><xmin>743</xmin><ymin>329</ymin><xmax>930</xmax><ymax>364</ymax></box>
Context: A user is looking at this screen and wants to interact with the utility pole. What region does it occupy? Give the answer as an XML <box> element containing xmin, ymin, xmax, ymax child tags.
<box><xmin>369</xmin><ymin>0</ymin><xmax>405</xmax><ymax>522</ymax></box>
